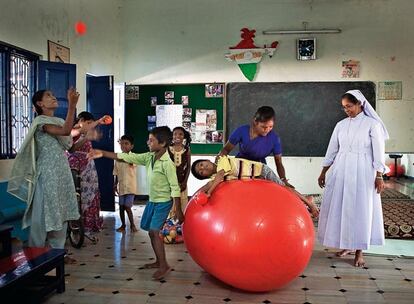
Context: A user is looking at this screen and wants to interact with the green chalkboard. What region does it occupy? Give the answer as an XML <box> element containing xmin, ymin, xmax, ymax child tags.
<box><xmin>125</xmin><ymin>84</ymin><xmax>224</xmax><ymax>155</ymax></box>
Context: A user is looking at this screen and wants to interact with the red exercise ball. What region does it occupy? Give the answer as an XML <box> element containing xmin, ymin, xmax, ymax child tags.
<box><xmin>183</xmin><ymin>180</ymin><xmax>314</xmax><ymax>292</ymax></box>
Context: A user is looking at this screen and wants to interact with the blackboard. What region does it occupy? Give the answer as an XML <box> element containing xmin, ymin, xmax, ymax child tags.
<box><xmin>125</xmin><ymin>84</ymin><xmax>224</xmax><ymax>154</ymax></box>
<box><xmin>226</xmin><ymin>82</ymin><xmax>376</xmax><ymax>157</ymax></box>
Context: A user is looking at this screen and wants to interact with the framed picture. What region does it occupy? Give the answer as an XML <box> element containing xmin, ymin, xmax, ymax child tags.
<box><xmin>125</xmin><ymin>85</ymin><xmax>139</xmax><ymax>100</ymax></box>
<box><xmin>205</xmin><ymin>84</ymin><xmax>224</xmax><ymax>98</ymax></box>
<box><xmin>48</xmin><ymin>40</ymin><xmax>70</xmax><ymax>63</ymax></box>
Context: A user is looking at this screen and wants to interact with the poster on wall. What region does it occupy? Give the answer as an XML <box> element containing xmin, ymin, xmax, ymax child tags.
<box><xmin>193</xmin><ymin>109</ymin><xmax>218</xmax><ymax>143</ymax></box>
<box><xmin>206</xmin><ymin>130</ymin><xmax>224</xmax><ymax>143</ymax></box>
<box><xmin>126</xmin><ymin>85</ymin><xmax>139</xmax><ymax>100</ymax></box>
<box><xmin>378</xmin><ymin>81</ymin><xmax>402</xmax><ymax>100</ymax></box>
<box><xmin>150</xmin><ymin>97</ymin><xmax>157</xmax><ymax>107</ymax></box>
<box><xmin>205</xmin><ymin>84</ymin><xmax>224</xmax><ymax>98</ymax></box>
<box><xmin>181</xmin><ymin>96</ymin><xmax>189</xmax><ymax>106</ymax></box>
<box><xmin>147</xmin><ymin>115</ymin><xmax>156</xmax><ymax>131</ymax></box>
<box><xmin>156</xmin><ymin>104</ymin><xmax>183</xmax><ymax>130</ymax></box>
<box><xmin>182</xmin><ymin>108</ymin><xmax>192</xmax><ymax>131</ymax></box>
<box><xmin>48</xmin><ymin>40</ymin><xmax>70</xmax><ymax>63</ymax></box>
<box><xmin>341</xmin><ymin>60</ymin><xmax>360</xmax><ymax>78</ymax></box>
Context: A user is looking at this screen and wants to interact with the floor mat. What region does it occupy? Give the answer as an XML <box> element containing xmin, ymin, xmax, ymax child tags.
<box><xmin>382</xmin><ymin>199</ymin><xmax>414</xmax><ymax>239</ymax></box>
<box><xmin>381</xmin><ymin>188</ymin><xmax>411</xmax><ymax>200</ymax></box>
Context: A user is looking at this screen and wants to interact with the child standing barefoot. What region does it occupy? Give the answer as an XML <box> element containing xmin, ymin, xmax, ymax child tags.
<box><xmin>89</xmin><ymin>127</ymin><xmax>184</xmax><ymax>280</ymax></box>
<box><xmin>113</xmin><ymin>135</ymin><xmax>138</xmax><ymax>233</ymax></box>
<box><xmin>167</xmin><ymin>127</ymin><xmax>192</xmax><ymax>218</ymax></box>
<box><xmin>8</xmin><ymin>88</ymin><xmax>80</xmax><ymax>249</ymax></box>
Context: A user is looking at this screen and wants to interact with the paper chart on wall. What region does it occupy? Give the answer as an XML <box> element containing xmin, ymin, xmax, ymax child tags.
<box><xmin>156</xmin><ymin>105</ymin><xmax>183</xmax><ymax>130</ymax></box>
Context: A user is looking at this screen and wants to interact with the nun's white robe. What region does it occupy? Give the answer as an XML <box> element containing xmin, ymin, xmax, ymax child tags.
<box><xmin>318</xmin><ymin>112</ymin><xmax>386</xmax><ymax>250</ymax></box>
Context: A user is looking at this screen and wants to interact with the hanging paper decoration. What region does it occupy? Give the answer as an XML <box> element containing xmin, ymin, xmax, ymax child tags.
<box><xmin>225</xmin><ymin>28</ymin><xmax>278</xmax><ymax>81</ymax></box>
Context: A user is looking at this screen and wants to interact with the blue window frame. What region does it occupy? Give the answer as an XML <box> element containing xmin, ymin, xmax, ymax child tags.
<box><xmin>0</xmin><ymin>42</ymin><xmax>40</xmax><ymax>159</ymax></box>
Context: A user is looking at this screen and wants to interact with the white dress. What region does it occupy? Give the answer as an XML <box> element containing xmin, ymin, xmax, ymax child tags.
<box><xmin>318</xmin><ymin>112</ymin><xmax>386</xmax><ymax>250</ymax></box>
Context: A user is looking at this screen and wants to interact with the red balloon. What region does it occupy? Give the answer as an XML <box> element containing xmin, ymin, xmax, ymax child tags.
<box><xmin>75</xmin><ymin>21</ymin><xmax>87</xmax><ymax>36</ymax></box>
<box><xmin>183</xmin><ymin>180</ymin><xmax>314</xmax><ymax>292</ymax></box>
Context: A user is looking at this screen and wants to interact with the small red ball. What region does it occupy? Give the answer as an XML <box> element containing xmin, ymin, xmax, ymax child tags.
<box><xmin>75</xmin><ymin>21</ymin><xmax>87</xmax><ymax>36</ymax></box>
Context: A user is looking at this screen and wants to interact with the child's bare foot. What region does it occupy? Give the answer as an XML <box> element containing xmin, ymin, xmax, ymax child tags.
<box><xmin>354</xmin><ymin>250</ymin><xmax>365</xmax><ymax>267</ymax></box>
<box><xmin>152</xmin><ymin>266</ymin><xmax>172</xmax><ymax>280</ymax></box>
<box><xmin>130</xmin><ymin>225</ymin><xmax>138</xmax><ymax>232</ymax></box>
<box><xmin>143</xmin><ymin>262</ymin><xmax>160</xmax><ymax>269</ymax></box>
<box><xmin>116</xmin><ymin>226</ymin><xmax>126</xmax><ymax>232</ymax></box>
<box><xmin>336</xmin><ymin>249</ymin><xmax>354</xmax><ymax>257</ymax></box>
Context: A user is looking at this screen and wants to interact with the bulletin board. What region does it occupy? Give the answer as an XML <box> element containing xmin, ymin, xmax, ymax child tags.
<box><xmin>125</xmin><ymin>84</ymin><xmax>224</xmax><ymax>155</ymax></box>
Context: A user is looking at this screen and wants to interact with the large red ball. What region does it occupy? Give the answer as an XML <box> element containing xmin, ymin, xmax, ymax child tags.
<box><xmin>183</xmin><ymin>180</ymin><xmax>314</xmax><ymax>292</ymax></box>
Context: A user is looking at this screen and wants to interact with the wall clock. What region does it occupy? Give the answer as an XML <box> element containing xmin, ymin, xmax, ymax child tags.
<box><xmin>297</xmin><ymin>38</ymin><xmax>316</xmax><ymax>60</ymax></box>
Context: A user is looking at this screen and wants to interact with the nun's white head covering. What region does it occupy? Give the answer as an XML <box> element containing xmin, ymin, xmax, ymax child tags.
<box><xmin>345</xmin><ymin>90</ymin><xmax>389</xmax><ymax>140</ymax></box>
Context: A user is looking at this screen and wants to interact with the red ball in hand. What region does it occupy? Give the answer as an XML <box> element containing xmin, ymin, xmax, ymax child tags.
<box><xmin>102</xmin><ymin>115</ymin><xmax>112</xmax><ymax>125</ymax></box>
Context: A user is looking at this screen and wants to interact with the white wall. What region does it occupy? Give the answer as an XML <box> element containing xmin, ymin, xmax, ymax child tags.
<box><xmin>0</xmin><ymin>0</ymin><xmax>124</xmax><ymax>179</ymax></box>
<box><xmin>121</xmin><ymin>0</ymin><xmax>414</xmax><ymax>194</ymax></box>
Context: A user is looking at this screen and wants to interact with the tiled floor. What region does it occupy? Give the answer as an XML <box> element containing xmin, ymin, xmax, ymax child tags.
<box><xmin>41</xmin><ymin>179</ymin><xmax>414</xmax><ymax>304</ymax></box>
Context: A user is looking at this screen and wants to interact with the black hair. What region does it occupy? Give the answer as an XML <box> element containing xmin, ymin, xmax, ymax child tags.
<box><xmin>191</xmin><ymin>159</ymin><xmax>209</xmax><ymax>180</ymax></box>
<box><xmin>149</xmin><ymin>126</ymin><xmax>172</xmax><ymax>147</ymax></box>
<box><xmin>341</xmin><ymin>93</ymin><xmax>360</xmax><ymax>105</ymax></box>
<box><xmin>32</xmin><ymin>90</ymin><xmax>47</xmax><ymax>115</ymax></box>
<box><xmin>172</xmin><ymin>126</ymin><xmax>192</xmax><ymax>149</ymax></box>
<box><xmin>120</xmin><ymin>134</ymin><xmax>134</xmax><ymax>145</ymax></box>
<box><xmin>253</xmin><ymin>106</ymin><xmax>275</xmax><ymax>122</ymax></box>
<box><xmin>76</xmin><ymin>111</ymin><xmax>95</xmax><ymax>123</ymax></box>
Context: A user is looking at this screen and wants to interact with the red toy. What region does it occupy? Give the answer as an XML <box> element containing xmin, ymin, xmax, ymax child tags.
<box><xmin>75</xmin><ymin>21</ymin><xmax>87</xmax><ymax>36</ymax></box>
<box><xmin>101</xmin><ymin>115</ymin><xmax>112</xmax><ymax>125</ymax></box>
<box><xmin>183</xmin><ymin>179</ymin><xmax>314</xmax><ymax>292</ymax></box>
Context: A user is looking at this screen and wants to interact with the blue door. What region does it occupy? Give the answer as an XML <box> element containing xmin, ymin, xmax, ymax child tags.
<box><xmin>38</xmin><ymin>61</ymin><xmax>76</xmax><ymax>119</ymax></box>
<box><xmin>87</xmin><ymin>75</ymin><xmax>115</xmax><ymax>211</ymax></box>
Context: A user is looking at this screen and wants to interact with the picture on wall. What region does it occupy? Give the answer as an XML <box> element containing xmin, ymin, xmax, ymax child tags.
<box><xmin>126</xmin><ymin>85</ymin><xmax>140</xmax><ymax>100</ymax></box>
<box><xmin>181</xmin><ymin>95</ymin><xmax>189</xmax><ymax>106</ymax></box>
<box><xmin>165</xmin><ymin>91</ymin><xmax>174</xmax><ymax>99</ymax></box>
<box><xmin>205</xmin><ymin>83</ymin><xmax>224</xmax><ymax>98</ymax></box>
<box><xmin>150</xmin><ymin>97</ymin><xmax>157</xmax><ymax>107</ymax></box>
<box><xmin>206</xmin><ymin>130</ymin><xmax>224</xmax><ymax>143</ymax></box>
<box><xmin>341</xmin><ymin>60</ymin><xmax>360</xmax><ymax>78</ymax></box>
<box><xmin>147</xmin><ymin>115</ymin><xmax>156</xmax><ymax>131</ymax></box>
<box><xmin>48</xmin><ymin>40</ymin><xmax>70</xmax><ymax>63</ymax></box>
<box><xmin>165</xmin><ymin>98</ymin><xmax>174</xmax><ymax>105</ymax></box>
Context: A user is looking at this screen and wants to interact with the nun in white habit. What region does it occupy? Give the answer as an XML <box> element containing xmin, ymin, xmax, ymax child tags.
<box><xmin>317</xmin><ymin>90</ymin><xmax>389</xmax><ymax>267</ymax></box>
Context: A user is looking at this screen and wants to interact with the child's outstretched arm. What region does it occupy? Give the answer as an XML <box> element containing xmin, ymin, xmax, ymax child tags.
<box><xmin>88</xmin><ymin>149</ymin><xmax>120</xmax><ymax>160</ymax></box>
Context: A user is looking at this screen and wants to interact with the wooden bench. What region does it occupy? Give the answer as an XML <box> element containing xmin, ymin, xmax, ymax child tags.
<box><xmin>0</xmin><ymin>247</ymin><xmax>65</xmax><ymax>301</ymax></box>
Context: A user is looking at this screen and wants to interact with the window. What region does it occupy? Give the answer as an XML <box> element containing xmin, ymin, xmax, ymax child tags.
<box><xmin>0</xmin><ymin>42</ymin><xmax>39</xmax><ymax>159</ymax></box>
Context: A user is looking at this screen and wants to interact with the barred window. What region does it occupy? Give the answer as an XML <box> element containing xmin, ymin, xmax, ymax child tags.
<box><xmin>0</xmin><ymin>42</ymin><xmax>39</xmax><ymax>159</ymax></box>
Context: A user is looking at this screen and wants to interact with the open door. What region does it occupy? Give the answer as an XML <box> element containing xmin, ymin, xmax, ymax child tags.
<box><xmin>87</xmin><ymin>75</ymin><xmax>115</xmax><ymax>211</ymax></box>
<box><xmin>38</xmin><ymin>61</ymin><xmax>76</xmax><ymax>119</ymax></box>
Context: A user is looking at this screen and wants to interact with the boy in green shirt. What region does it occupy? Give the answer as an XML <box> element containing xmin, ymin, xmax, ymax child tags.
<box><xmin>88</xmin><ymin>126</ymin><xmax>184</xmax><ymax>280</ymax></box>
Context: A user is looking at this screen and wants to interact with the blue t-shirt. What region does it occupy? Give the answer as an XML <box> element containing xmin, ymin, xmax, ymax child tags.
<box><xmin>228</xmin><ymin>125</ymin><xmax>282</xmax><ymax>164</ymax></box>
